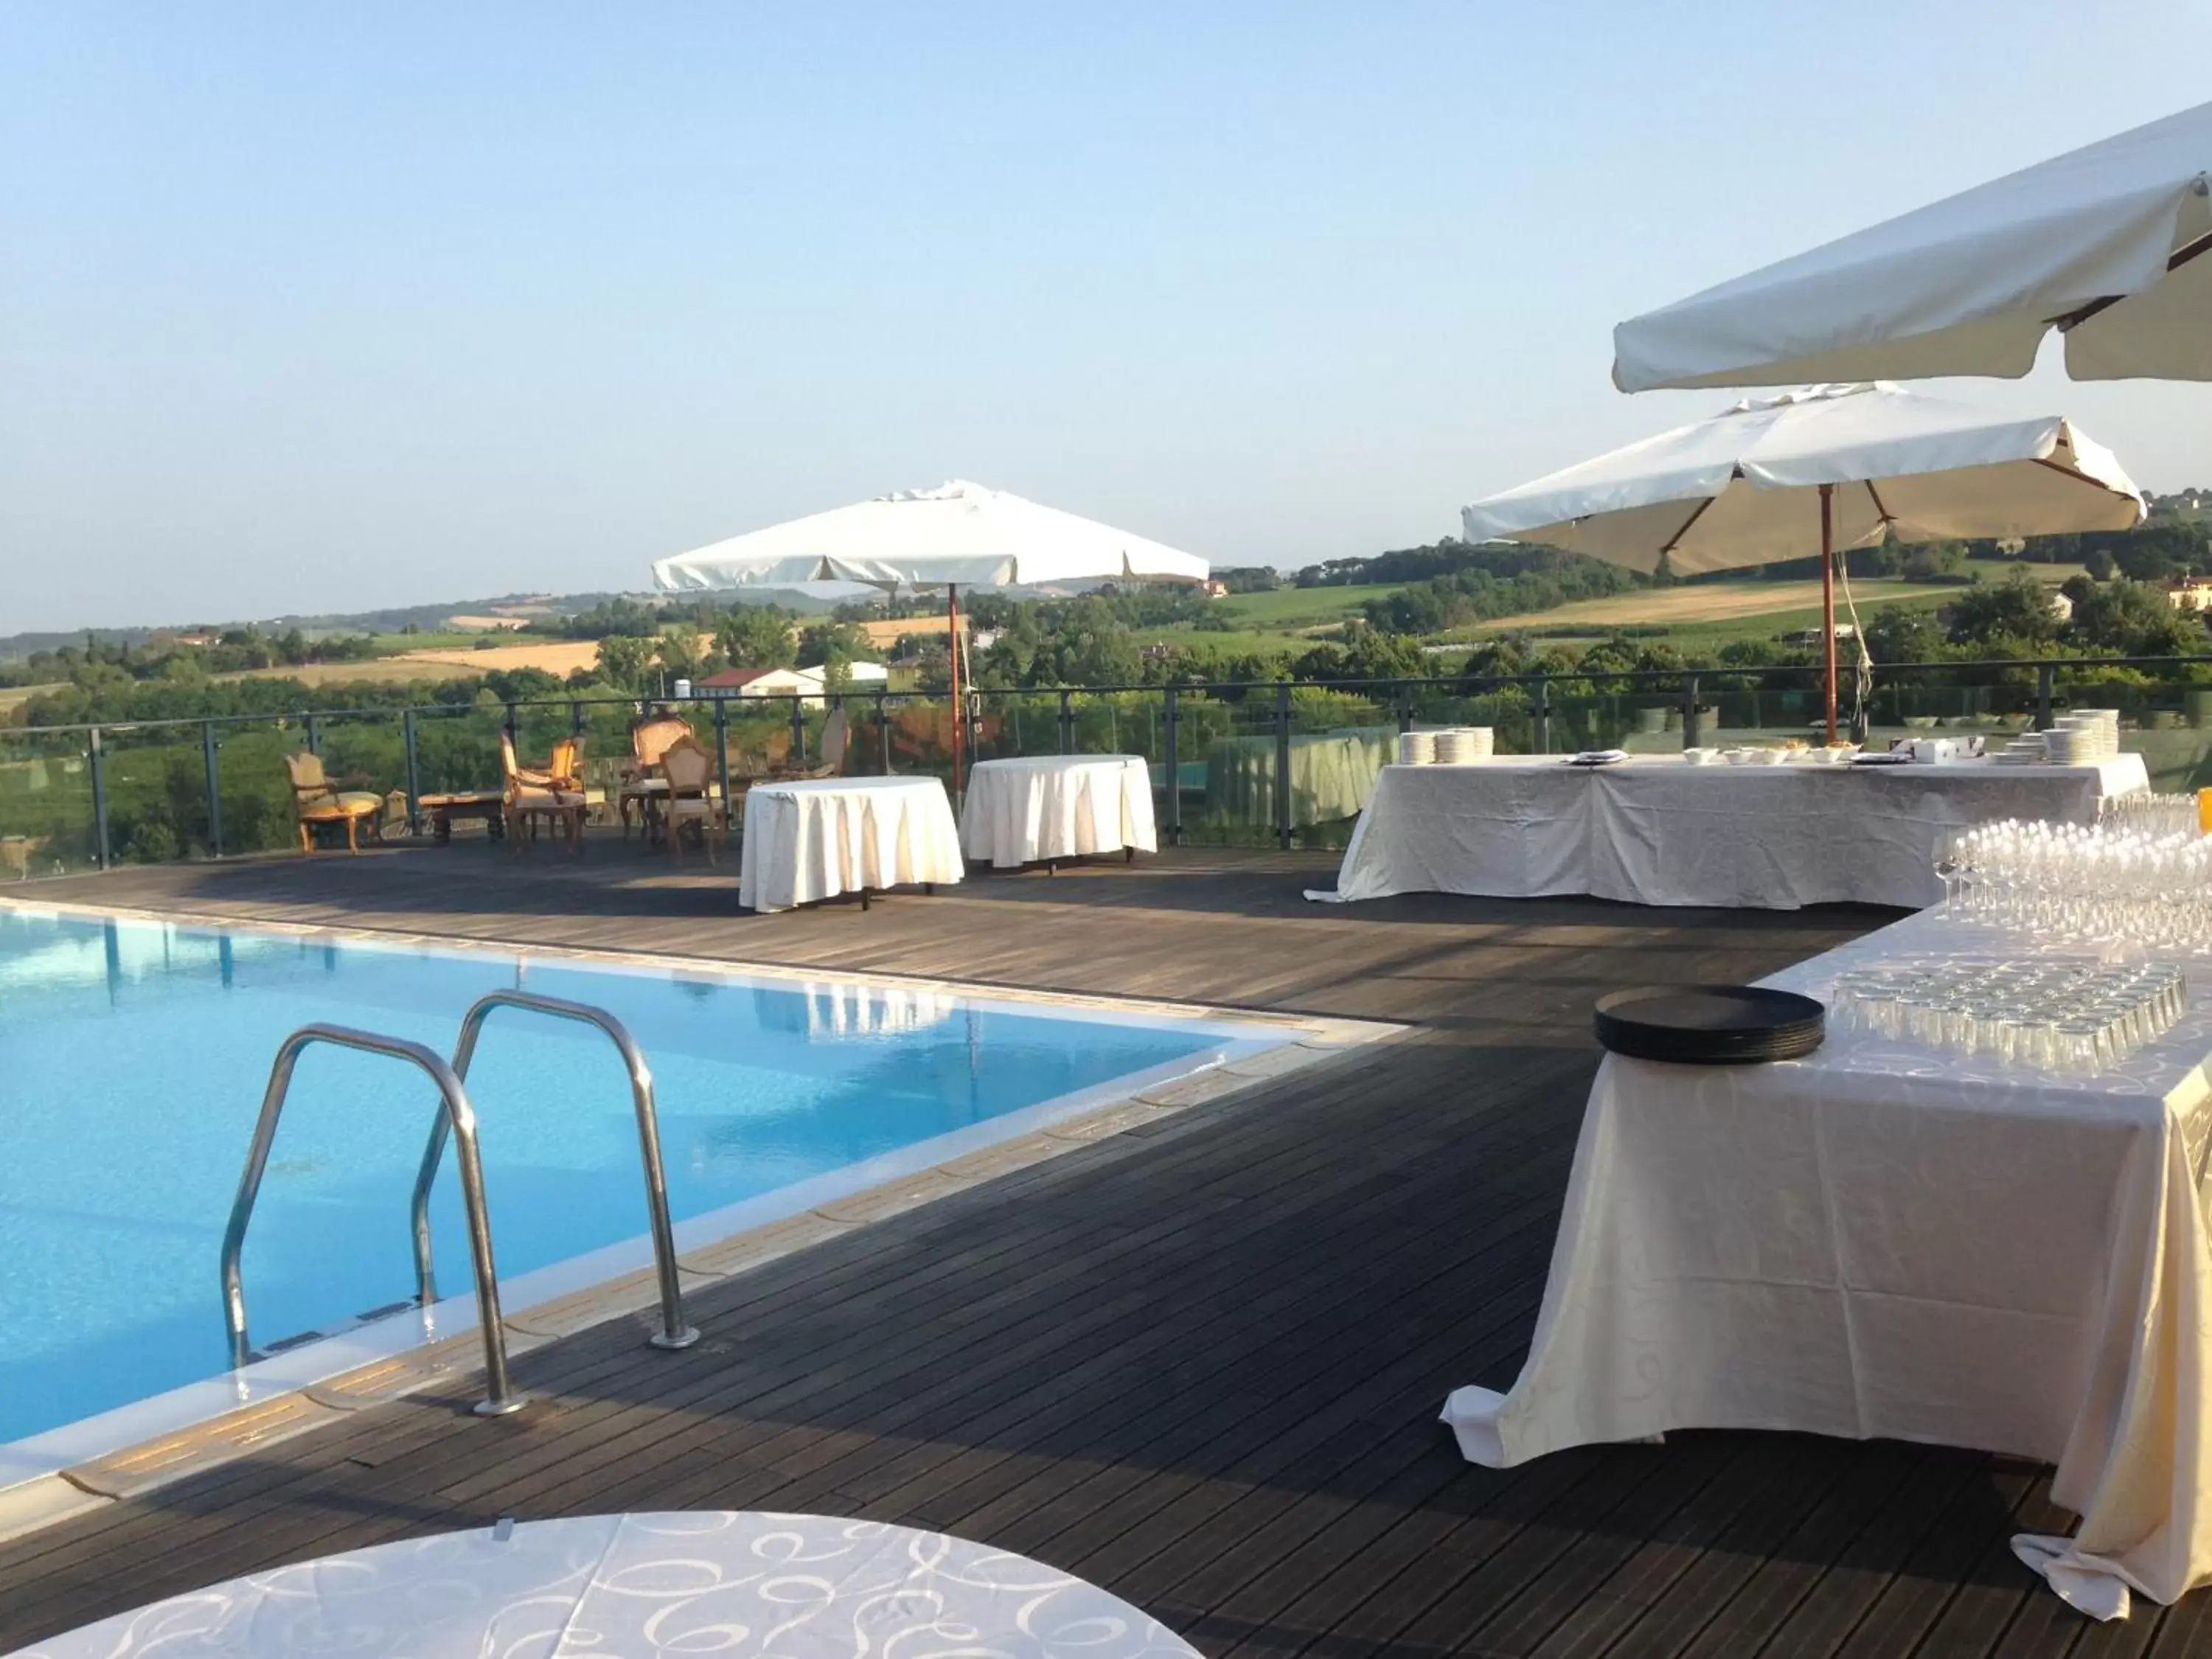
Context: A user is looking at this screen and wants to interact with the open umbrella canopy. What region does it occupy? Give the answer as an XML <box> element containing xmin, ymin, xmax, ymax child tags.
<box><xmin>651</xmin><ymin>479</ymin><xmax>1208</xmax><ymax>593</ymax></box>
<box><xmin>1461</xmin><ymin>383</ymin><xmax>2144</xmax><ymax>575</ymax></box>
<box><xmin>1612</xmin><ymin>102</ymin><xmax>2212</xmax><ymax>391</ymax></box>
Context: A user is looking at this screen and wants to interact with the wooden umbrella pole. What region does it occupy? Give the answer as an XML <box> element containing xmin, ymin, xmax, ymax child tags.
<box><xmin>948</xmin><ymin>583</ymin><xmax>964</xmax><ymax>796</ymax></box>
<box><xmin>1820</xmin><ymin>483</ymin><xmax>1838</xmax><ymax>745</ymax></box>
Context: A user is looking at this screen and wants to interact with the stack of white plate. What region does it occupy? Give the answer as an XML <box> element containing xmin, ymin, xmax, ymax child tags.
<box><xmin>1994</xmin><ymin>734</ymin><xmax>2048</xmax><ymax>766</ymax></box>
<box><xmin>1397</xmin><ymin>731</ymin><xmax>1437</xmax><ymax>766</ymax></box>
<box><xmin>1434</xmin><ymin>727</ymin><xmax>1495</xmax><ymax>763</ymax></box>
<box><xmin>2051</xmin><ymin>709</ymin><xmax>2120</xmax><ymax>762</ymax></box>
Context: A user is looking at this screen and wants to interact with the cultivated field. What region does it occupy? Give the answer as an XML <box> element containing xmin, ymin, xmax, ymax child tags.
<box><xmin>219</xmin><ymin>658</ymin><xmax>475</xmax><ymax>687</ymax></box>
<box><xmin>1464</xmin><ymin>566</ymin><xmax>2080</xmax><ymax>637</ymax></box>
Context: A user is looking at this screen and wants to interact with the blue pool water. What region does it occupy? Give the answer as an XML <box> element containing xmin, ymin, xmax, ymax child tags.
<box><xmin>0</xmin><ymin>909</ymin><xmax>1231</xmax><ymax>1447</ymax></box>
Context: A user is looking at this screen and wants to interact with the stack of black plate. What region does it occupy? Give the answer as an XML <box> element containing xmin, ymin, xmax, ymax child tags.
<box><xmin>1593</xmin><ymin>985</ymin><xmax>1826</xmax><ymax>1065</ymax></box>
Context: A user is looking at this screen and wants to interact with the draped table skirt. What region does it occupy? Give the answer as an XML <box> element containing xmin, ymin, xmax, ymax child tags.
<box><xmin>739</xmin><ymin>777</ymin><xmax>963</xmax><ymax>912</ymax></box>
<box><xmin>1310</xmin><ymin>754</ymin><xmax>2149</xmax><ymax>910</ymax></box>
<box><xmin>1443</xmin><ymin>908</ymin><xmax>2212</xmax><ymax>1618</ymax></box>
<box><xmin>959</xmin><ymin>754</ymin><xmax>1157</xmax><ymax>869</ymax></box>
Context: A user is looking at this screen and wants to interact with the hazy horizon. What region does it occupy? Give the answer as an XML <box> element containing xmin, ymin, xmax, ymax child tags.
<box><xmin>7</xmin><ymin>1</ymin><xmax>2211</xmax><ymax>636</ymax></box>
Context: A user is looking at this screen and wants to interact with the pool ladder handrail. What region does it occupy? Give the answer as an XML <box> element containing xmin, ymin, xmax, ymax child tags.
<box><xmin>408</xmin><ymin>990</ymin><xmax>700</xmax><ymax>1352</ymax></box>
<box><xmin>220</xmin><ymin>1023</ymin><xmax>526</xmax><ymax>1416</ymax></box>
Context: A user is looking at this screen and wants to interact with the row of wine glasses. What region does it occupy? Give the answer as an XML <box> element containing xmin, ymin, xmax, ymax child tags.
<box><xmin>1830</xmin><ymin>956</ymin><xmax>2187</xmax><ymax>1074</ymax></box>
<box><xmin>1933</xmin><ymin>818</ymin><xmax>2212</xmax><ymax>950</ymax></box>
<box><xmin>2096</xmin><ymin>792</ymin><xmax>2203</xmax><ymax>839</ymax></box>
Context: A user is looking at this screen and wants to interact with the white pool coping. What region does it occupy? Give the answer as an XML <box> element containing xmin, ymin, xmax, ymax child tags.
<box><xmin>0</xmin><ymin>894</ymin><xmax>1401</xmax><ymax>1534</ymax></box>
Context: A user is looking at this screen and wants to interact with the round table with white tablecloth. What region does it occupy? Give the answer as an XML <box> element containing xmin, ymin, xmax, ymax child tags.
<box><xmin>739</xmin><ymin>776</ymin><xmax>963</xmax><ymax>913</ymax></box>
<box><xmin>959</xmin><ymin>754</ymin><xmax>1157</xmax><ymax>869</ymax></box>
<box><xmin>7</xmin><ymin>1511</ymin><xmax>1206</xmax><ymax>1659</ymax></box>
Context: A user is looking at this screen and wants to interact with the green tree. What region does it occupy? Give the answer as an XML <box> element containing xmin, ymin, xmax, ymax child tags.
<box><xmin>796</xmin><ymin>620</ymin><xmax>869</xmax><ymax>669</ymax></box>
<box><xmin>655</xmin><ymin>625</ymin><xmax>703</xmax><ymax>682</ymax></box>
<box><xmin>1864</xmin><ymin>605</ymin><xmax>1949</xmax><ymax>666</ymax></box>
<box><xmin>714</xmin><ymin>607</ymin><xmax>797</xmax><ymax>668</ymax></box>
<box><xmin>2071</xmin><ymin>579</ymin><xmax>2206</xmax><ymax>656</ymax></box>
<box><xmin>1944</xmin><ymin>568</ymin><xmax>2064</xmax><ymax>649</ymax></box>
<box><xmin>597</xmin><ymin>635</ymin><xmax>656</xmax><ymax>688</ymax></box>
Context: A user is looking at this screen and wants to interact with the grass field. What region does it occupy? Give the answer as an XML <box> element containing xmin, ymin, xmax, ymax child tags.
<box><xmin>1213</xmin><ymin>583</ymin><xmax>1408</xmax><ymax>631</ymax></box>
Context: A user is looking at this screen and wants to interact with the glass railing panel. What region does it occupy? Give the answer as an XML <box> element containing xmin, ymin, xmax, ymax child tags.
<box><xmin>97</xmin><ymin>723</ymin><xmax>215</xmax><ymax>864</ymax></box>
<box><xmin>0</xmin><ymin>728</ymin><xmax>101</xmax><ymax>876</ymax></box>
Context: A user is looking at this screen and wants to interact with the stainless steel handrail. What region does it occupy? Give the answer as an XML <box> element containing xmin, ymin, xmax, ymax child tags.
<box><xmin>220</xmin><ymin>1023</ymin><xmax>525</xmax><ymax>1416</ymax></box>
<box><xmin>408</xmin><ymin>991</ymin><xmax>699</xmax><ymax>1352</ymax></box>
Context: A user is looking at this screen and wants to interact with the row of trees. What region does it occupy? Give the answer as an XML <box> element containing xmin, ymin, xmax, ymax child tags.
<box><xmin>0</xmin><ymin>626</ymin><xmax>382</xmax><ymax>690</ymax></box>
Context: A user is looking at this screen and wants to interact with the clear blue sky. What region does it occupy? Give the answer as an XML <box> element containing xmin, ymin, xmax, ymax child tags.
<box><xmin>5</xmin><ymin>1</ymin><xmax>2210</xmax><ymax>633</ymax></box>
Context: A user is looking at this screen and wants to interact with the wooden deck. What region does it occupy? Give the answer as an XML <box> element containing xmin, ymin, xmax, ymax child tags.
<box><xmin>0</xmin><ymin>839</ymin><xmax>2195</xmax><ymax>1658</ymax></box>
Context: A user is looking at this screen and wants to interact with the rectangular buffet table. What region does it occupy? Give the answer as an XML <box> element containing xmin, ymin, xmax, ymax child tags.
<box><xmin>1310</xmin><ymin>754</ymin><xmax>2149</xmax><ymax>910</ymax></box>
<box><xmin>1443</xmin><ymin>906</ymin><xmax>2212</xmax><ymax>1618</ymax></box>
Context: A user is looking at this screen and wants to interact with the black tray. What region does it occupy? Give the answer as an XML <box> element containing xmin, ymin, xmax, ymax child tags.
<box><xmin>1593</xmin><ymin>985</ymin><xmax>1826</xmax><ymax>1065</ymax></box>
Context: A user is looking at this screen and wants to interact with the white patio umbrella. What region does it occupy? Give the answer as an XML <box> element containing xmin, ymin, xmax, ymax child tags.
<box><xmin>1461</xmin><ymin>383</ymin><xmax>2145</xmax><ymax>740</ymax></box>
<box><xmin>653</xmin><ymin>480</ymin><xmax>1208</xmax><ymax>786</ymax></box>
<box><xmin>1613</xmin><ymin>101</ymin><xmax>2212</xmax><ymax>391</ymax></box>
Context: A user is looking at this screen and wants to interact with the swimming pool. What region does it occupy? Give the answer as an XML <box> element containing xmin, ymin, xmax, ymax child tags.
<box><xmin>0</xmin><ymin>907</ymin><xmax>1271</xmax><ymax>1462</ymax></box>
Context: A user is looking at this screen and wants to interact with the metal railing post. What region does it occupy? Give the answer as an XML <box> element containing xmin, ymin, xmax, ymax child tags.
<box><xmin>713</xmin><ymin>696</ymin><xmax>731</xmax><ymax>805</ymax></box>
<box><xmin>1535</xmin><ymin>678</ymin><xmax>1551</xmax><ymax>755</ymax></box>
<box><xmin>569</xmin><ymin>700</ymin><xmax>585</xmax><ymax>737</ymax></box>
<box><xmin>2036</xmin><ymin>663</ymin><xmax>2055</xmax><ymax>731</ymax></box>
<box><xmin>877</xmin><ymin>692</ymin><xmax>891</xmax><ymax>775</ymax></box>
<box><xmin>1057</xmin><ymin>690</ymin><xmax>1074</xmax><ymax>755</ymax></box>
<box><xmin>222</xmin><ymin>1024</ymin><xmax>524</xmax><ymax>1416</ymax></box>
<box><xmin>789</xmin><ymin>696</ymin><xmax>806</xmax><ymax>763</ymax></box>
<box><xmin>1683</xmin><ymin>677</ymin><xmax>1702</xmax><ymax>749</ymax></box>
<box><xmin>304</xmin><ymin>714</ymin><xmax>321</xmax><ymax>756</ymax></box>
<box><xmin>88</xmin><ymin>726</ymin><xmax>111</xmax><ymax>870</ymax></box>
<box><xmin>202</xmin><ymin>721</ymin><xmax>223</xmax><ymax>858</ymax></box>
<box><xmin>411</xmin><ymin>992</ymin><xmax>698</xmax><ymax>1352</ymax></box>
<box><xmin>403</xmin><ymin>709</ymin><xmax>422</xmax><ymax>837</ymax></box>
<box><xmin>1164</xmin><ymin>685</ymin><xmax>1182</xmax><ymax>846</ymax></box>
<box><xmin>1397</xmin><ymin>684</ymin><xmax>1414</xmax><ymax>736</ymax></box>
<box><xmin>1275</xmin><ymin>681</ymin><xmax>1293</xmax><ymax>850</ymax></box>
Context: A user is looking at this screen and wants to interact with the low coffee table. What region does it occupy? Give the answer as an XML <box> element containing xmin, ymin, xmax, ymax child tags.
<box><xmin>418</xmin><ymin>790</ymin><xmax>507</xmax><ymax>843</ymax></box>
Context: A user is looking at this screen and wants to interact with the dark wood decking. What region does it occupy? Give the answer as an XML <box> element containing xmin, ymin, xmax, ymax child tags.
<box><xmin>0</xmin><ymin>841</ymin><xmax>2190</xmax><ymax>1658</ymax></box>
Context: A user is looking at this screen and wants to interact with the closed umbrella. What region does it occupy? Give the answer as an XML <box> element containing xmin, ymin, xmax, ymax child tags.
<box><xmin>1613</xmin><ymin>101</ymin><xmax>2212</xmax><ymax>391</ymax></box>
<box><xmin>653</xmin><ymin>481</ymin><xmax>1208</xmax><ymax>787</ymax></box>
<box><xmin>1460</xmin><ymin>383</ymin><xmax>2145</xmax><ymax>740</ymax></box>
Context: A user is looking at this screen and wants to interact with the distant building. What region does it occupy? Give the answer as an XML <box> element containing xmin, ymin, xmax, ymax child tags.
<box><xmin>694</xmin><ymin>663</ymin><xmax>889</xmax><ymax>706</ymax></box>
<box><xmin>173</xmin><ymin>633</ymin><xmax>220</xmax><ymax>647</ymax></box>
<box><xmin>1203</xmin><ymin>578</ymin><xmax>1231</xmax><ymax>598</ymax></box>
<box><xmin>2046</xmin><ymin>591</ymin><xmax>2076</xmax><ymax>623</ymax></box>
<box><xmin>448</xmin><ymin>614</ymin><xmax>532</xmax><ymax>632</ymax></box>
<box><xmin>2165</xmin><ymin>577</ymin><xmax>2212</xmax><ymax>613</ymax></box>
<box><xmin>1783</xmin><ymin>623</ymin><xmax>1860</xmax><ymax>646</ymax></box>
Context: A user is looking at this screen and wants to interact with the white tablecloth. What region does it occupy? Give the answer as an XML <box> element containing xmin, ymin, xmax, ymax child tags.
<box><xmin>960</xmin><ymin>755</ymin><xmax>1158</xmax><ymax>869</ymax></box>
<box><xmin>1441</xmin><ymin>908</ymin><xmax>2212</xmax><ymax>1619</ymax></box>
<box><xmin>9</xmin><ymin>1512</ymin><xmax>1203</xmax><ymax>1659</ymax></box>
<box><xmin>1312</xmin><ymin>754</ymin><xmax>2150</xmax><ymax>910</ymax></box>
<box><xmin>740</xmin><ymin>778</ymin><xmax>963</xmax><ymax>912</ymax></box>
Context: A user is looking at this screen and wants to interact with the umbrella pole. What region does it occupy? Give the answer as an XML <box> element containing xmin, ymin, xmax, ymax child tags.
<box><xmin>948</xmin><ymin>583</ymin><xmax>964</xmax><ymax>796</ymax></box>
<box><xmin>1820</xmin><ymin>484</ymin><xmax>1837</xmax><ymax>745</ymax></box>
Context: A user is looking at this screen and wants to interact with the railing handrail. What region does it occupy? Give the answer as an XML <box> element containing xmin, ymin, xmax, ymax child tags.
<box><xmin>18</xmin><ymin>653</ymin><xmax>2212</xmax><ymax>740</ymax></box>
<box><xmin>220</xmin><ymin>1022</ymin><xmax>525</xmax><ymax>1416</ymax></box>
<box><xmin>409</xmin><ymin>990</ymin><xmax>699</xmax><ymax>1352</ymax></box>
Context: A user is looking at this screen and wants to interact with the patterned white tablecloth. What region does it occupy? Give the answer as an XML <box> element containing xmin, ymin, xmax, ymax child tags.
<box><xmin>740</xmin><ymin>778</ymin><xmax>963</xmax><ymax>912</ymax></box>
<box><xmin>1312</xmin><ymin>754</ymin><xmax>2150</xmax><ymax>909</ymax></box>
<box><xmin>1441</xmin><ymin>908</ymin><xmax>2212</xmax><ymax>1620</ymax></box>
<box><xmin>960</xmin><ymin>756</ymin><xmax>1157</xmax><ymax>869</ymax></box>
<box><xmin>8</xmin><ymin>1512</ymin><xmax>1203</xmax><ymax>1659</ymax></box>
